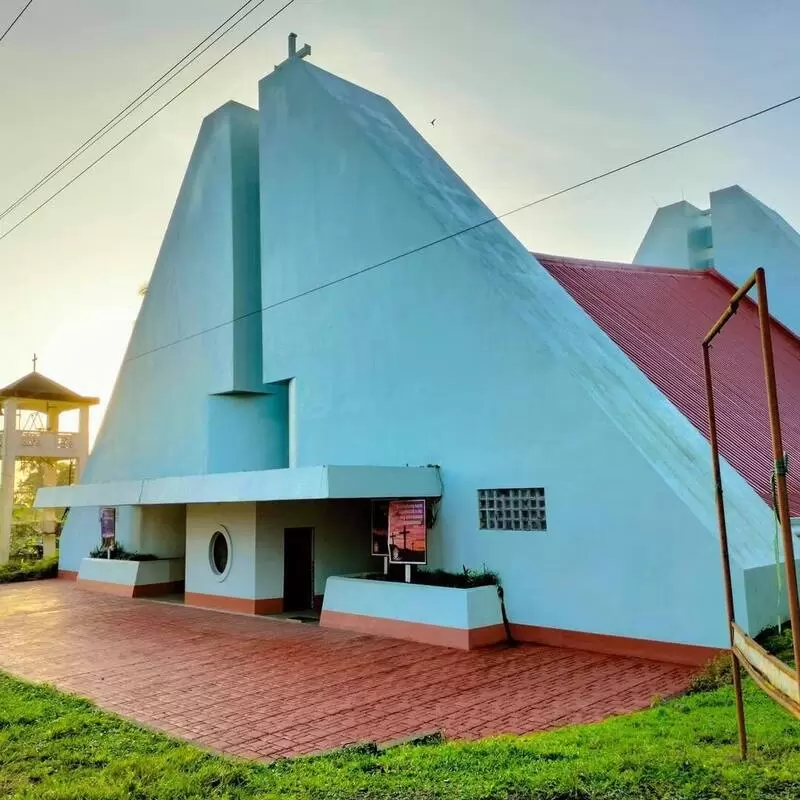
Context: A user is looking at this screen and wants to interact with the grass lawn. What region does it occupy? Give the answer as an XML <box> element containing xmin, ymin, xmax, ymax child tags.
<box><xmin>2</xmin><ymin>668</ymin><xmax>800</xmax><ymax>799</ymax></box>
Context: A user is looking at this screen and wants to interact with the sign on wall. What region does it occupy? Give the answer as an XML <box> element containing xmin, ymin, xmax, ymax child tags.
<box><xmin>387</xmin><ymin>499</ymin><xmax>427</xmax><ymax>565</ymax></box>
<box><xmin>100</xmin><ymin>507</ymin><xmax>116</xmax><ymax>544</ymax></box>
<box><xmin>370</xmin><ymin>500</ymin><xmax>389</xmax><ymax>556</ymax></box>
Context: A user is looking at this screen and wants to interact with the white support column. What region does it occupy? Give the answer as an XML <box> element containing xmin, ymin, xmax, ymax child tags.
<box><xmin>288</xmin><ymin>378</ymin><xmax>297</xmax><ymax>468</ymax></box>
<box><xmin>41</xmin><ymin>461</ymin><xmax>58</xmax><ymax>558</ymax></box>
<box><xmin>75</xmin><ymin>405</ymin><xmax>90</xmax><ymax>481</ymax></box>
<box><xmin>0</xmin><ymin>399</ymin><xmax>19</xmax><ymax>565</ymax></box>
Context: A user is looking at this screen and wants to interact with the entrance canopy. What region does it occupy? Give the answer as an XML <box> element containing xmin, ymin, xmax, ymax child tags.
<box><xmin>35</xmin><ymin>465</ymin><xmax>442</xmax><ymax>508</ymax></box>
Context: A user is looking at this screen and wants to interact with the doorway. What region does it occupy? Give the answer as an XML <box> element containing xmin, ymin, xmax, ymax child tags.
<box><xmin>283</xmin><ymin>527</ymin><xmax>314</xmax><ymax>612</ymax></box>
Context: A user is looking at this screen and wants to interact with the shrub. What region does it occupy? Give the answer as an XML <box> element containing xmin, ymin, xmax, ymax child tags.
<box><xmin>414</xmin><ymin>567</ymin><xmax>499</xmax><ymax>588</ymax></box>
<box><xmin>0</xmin><ymin>556</ymin><xmax>58</xmax><ymax>584</ymax></box>
<box><xmin>363</xmin><ymin>566</ymin><xmax>499</xmax><ymax>589</ymax></box>
<box><xmin>10</xmin><ymin>522</ymin><xmax>44</xmax><ymax>561</ymax></box>
<box><xmin>88</xmin><ymin>542</ymin><xmax>159</xmax><ymax>561</ymax></box>
<box><xmin>686</xmin><ymin>652</ymin><xmax>734</xmax><ymax>694</ymax></box>
<box><xmin>687</xmin><ymin>624</ymin><xmax>795</xmax><ymax>695</ymax></box>
<box><xmin>757</xmin><ymin>623</ymin><xmax>795</xmax><ymax>666</ymax></box>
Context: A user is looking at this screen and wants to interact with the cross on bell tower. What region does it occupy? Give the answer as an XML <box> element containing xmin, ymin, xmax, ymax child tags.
<box><xmin>276</xmin><ymin>32</ymin><xmax>311</xmax><ymax>69</ymax></box>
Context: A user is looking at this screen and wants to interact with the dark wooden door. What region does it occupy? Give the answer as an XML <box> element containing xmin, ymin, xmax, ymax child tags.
<box><xmin>283</xmin><ymin>528</ymin><xmax>314</xmax><ymax>612</ymax></box>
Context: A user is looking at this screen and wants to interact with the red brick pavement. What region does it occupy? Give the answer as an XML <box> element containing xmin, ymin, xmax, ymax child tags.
<box><xmin>0</xmin><ymin>581</ymin><xmax>696</xmax><ymax>760</ymax></box>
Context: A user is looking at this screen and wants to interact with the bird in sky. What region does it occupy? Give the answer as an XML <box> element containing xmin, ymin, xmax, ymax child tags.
<box><xmin>430</xmin><ymin>118</ymin><xmax>436</xmax><ymax>126</ymax></box>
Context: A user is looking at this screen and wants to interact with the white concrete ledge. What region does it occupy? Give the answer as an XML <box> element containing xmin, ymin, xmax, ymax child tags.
<box><xmin>35</xmin><ymin>465</ymin><xmax>441</xmax><ymax>508</ymax></box>
<box><xmin>76</xmin><ymin>557</ymin><xmax>185</xmax><ymax>597</ymax></box>
<box><xmin>320</xmin><ymin>576</ymin><xmax>505</xmax><ymax>649</ymax></box>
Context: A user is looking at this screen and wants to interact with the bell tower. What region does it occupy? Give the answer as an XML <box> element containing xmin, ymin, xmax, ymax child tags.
<box><xmin>0</xmin><ymin>363</ymin><xmax>98</xmax><ymax>564</ymax></box>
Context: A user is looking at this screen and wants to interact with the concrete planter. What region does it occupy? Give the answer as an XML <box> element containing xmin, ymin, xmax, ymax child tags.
<box><xmin>320</xmin><ymin>575</ymin><xmax>506</xmax><ymax>649</ymax></box>
<box><xmin>77</xmin><ymin>557</ymin><xmax>185</xmax><ymax>597</ymax></box>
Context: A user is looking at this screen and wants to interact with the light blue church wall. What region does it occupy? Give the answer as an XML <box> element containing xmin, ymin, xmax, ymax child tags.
<box><xmin>256</xmin><ymin>60</ymin><xmax>775</xmax><ymax>648</ymax></box>
<box><xmin>635</xmin><ymin>185</ymin><xmax>800</xmax><ymax>336</ymax></box>
<box><xmin>255</xmin><ymin>500</ymin><xmax>373</xmax><ymax>598</ymax></box>
<box><xmin>207</xmin><ymin>390</ymin><xmax>288</xmax><ymax>474</ymax></box>
<box><xmin>634</xmin><ymin>200</ymin><xmax>711</xmax><ymax>268</ymax></box>
<box><xmin>180</xmin><ymin>499</ymin><xmax>373</xmax><ymax>604</ymax></box>
<box><xmin>59</xmin><ymin>504</ymin><xmax>185</xmax><ymax>570</ymax></box>
<box><xmin>57</xmin><ymin>57</ymin><xmax>789</xmax><ymax>650</ymax></box>
<box><xmin>58</xmin><ymin>101</ymin><xmax>287</xmax><ymax>571</ymax></box>
<box><xmin>186</xmin><ymin>503</ymin><xmax>258</xmax><ymax>600</ymax></box>
<box><xmin>710</xmin><ymin>186</ymin><xmax>800</xmax><ymax>335</ymax></box>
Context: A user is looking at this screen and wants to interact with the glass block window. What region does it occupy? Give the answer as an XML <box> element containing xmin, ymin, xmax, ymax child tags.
<box><xmin>478</xmin><ymin>488</ymin><xmax>546</xmax><ymax>531</ymax></box>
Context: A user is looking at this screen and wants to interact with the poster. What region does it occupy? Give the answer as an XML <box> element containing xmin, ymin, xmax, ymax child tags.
<box><xmin>387</xmin><ymin>499</ymin><xmax>427</xmax><ymax>565</ymax></box>
<box><xmin>371</xmin><ymin>500</ymin><xmax>389</xmax><ymax>556</ymax></box>
<box><xmin>100</xmin><ymin>507</ymin><xmax>116</xmax><ymax>542</ymax></box>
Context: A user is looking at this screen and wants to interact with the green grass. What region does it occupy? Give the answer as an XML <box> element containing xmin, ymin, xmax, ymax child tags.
<box><xmin>2</xmin><ymin>672</ymin><xmax>800</xmax><ymax>799</ymax></box>
<box><xmin>0</xmin><ymin>556</ymin><xmax>58</xmax><ymax>584</ymax></box>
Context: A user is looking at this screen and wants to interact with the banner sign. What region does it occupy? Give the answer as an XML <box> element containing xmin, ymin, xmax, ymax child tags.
<box><xmin>100</xmin><ymin>507</ymin><xmax>117</xmax><ymax>542</ymax></box>
<box><xmin>388</xmin><ymin>499</ymin><xmax>427</xmax><ymax>565</ymax></box>
<box><xmin>371</xmin><ymin>500</ymin><xmax>389</xmax><ymax>556</ymax></box>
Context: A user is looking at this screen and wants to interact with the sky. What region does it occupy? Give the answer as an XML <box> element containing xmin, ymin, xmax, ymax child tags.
<box><xmin>2</xmin><ymin>0</ymin><xmax>800</xmax><ymax>432</ymax></box>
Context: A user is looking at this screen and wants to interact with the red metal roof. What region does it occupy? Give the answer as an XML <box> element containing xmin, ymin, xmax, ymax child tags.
<box><xmin>536</xmin><ymin>253</ymin><xmax>800</xmax><ymax>517</ymax></box>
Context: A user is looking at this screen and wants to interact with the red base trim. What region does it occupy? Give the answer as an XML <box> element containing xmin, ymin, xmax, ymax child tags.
<box><xmin>510</xmin><ymin>623</ymin><xmax>722</xmax><ymax>666</ymax></box>
<box><xmin>254</xmin><ymin>597</ymin><xmax>284</xmax><ymax>615</ymax></box>
<box><xmin>76</xmin><ymin>579</ymin><xmax>185</xmax><ymax>598</ymax></box>
<box><xmin>76</xmin><ymin>579</ymin><xmax>135</xmax><ymax>597</ymax></box>
<box><xmin>320</xmin><ymin>610</ymin><xmax>506</xmax><ymax>650</ymax></box>
<box><xmin>132</xmin><ymin>580</ymin><xmax>184</xmax><ymax>598</ymax></box>
<box><xmin>58</xmin><ymin>570</ymin><xmax>78</xmax><ymax>581</ymax></box>
<box><xmin>185</xmin><ymin>592</ymin><xmax>283</xmax><ymax>615</ymax></box>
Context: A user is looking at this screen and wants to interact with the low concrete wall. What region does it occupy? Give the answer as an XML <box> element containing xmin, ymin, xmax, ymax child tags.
<box><xmin>743</xmin><ymin>559</ymin><xmax>800</xmax><ymax>636</ymax></box>
<box><xmin>77</xmin><ymin>557</ymin><xmax>185</xmax><ymax>597</ymax></box>
<box><xmin>320</xmin><ymin>576</ymin><xmax>505</xmax><ymax>649</ymax></box>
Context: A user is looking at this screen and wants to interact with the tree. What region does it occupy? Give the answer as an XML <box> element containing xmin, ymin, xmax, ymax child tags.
<box><xmin>10</xmin><ymin>458</ymin><xmax>74</xmax><ymax>562</ymax></box>
<box><xmin>14</xmin><ymin>458</ymin><xmax>73</xmax><ymax>507</ymax></box>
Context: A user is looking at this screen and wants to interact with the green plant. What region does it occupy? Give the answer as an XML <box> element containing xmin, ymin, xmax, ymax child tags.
<box><xmin>0</xmin><ymin>556</ymin><xmax>58</xmax><ymax>584</ymax></box>
<box><xmin>757</xmin><ymin>623</ymin><xmax>795</xmax><ymax>666</ymax></box>
<box><xmin>686</xmin><ymin>652</ymin><xmax>735</xmax><ymax>694</ymax></box>
<box><xmin>88</xmin><ymin>541</ymin><xmax>158</xmax><ymax>561</ymax></box>
<box><xmin>415</xmin><ymin>566</ymin><xmax>499</xmax><ymax>588</ymax></box>
<box><xmin>363</xmin><ymin>565</ymin><xmax>499</xmax><ymax>589</ymax></box>
<box><xmin>9</xmin><ymin>522</ymin><xmax>43</xmax><ymax>562</ymax></box>
<box><xmin>687</xmin><ymin>625</ymin><xmax>796</xmax><ymax>697</ymax></box>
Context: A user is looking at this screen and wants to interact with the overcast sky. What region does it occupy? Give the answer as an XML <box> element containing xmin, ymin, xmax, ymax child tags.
<box><xmin>2</xmin><ymin>0</ymin><xmax>800</xmax><ymax>427</ymax></box>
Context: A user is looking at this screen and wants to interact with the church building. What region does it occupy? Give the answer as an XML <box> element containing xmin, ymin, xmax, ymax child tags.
<box><xmin>37</xmin><ymin>37</ymin><xmax>800</xmax><ymax>666</ymax></box>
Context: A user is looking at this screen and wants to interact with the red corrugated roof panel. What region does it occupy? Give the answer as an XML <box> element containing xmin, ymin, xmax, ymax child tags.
<box><xmin>537</xmin><ymin>253</ymin><xmax>800</xmax><ymax>517</ymax></box>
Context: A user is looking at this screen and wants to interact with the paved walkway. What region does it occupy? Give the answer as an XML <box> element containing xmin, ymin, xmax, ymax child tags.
<box><xmin>0</xmin><ymin>581</ymin><xmax>696</xmax><ymax>760</ymax></box>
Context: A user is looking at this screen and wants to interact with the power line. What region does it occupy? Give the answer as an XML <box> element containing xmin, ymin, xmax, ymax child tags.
<box><xmin>121</xmin><ymin>86</ymin><xmax>800</xmax><ymax>365</ymax></box>
<box><xmin>0</xmin><ymin>0</ymin><xmax>298</xmax><ymax>242</ymax></box>
<box><xmin>0</xmin><ymin>0</ymin><xmax>33</xmax><ymax>45</ymax></box>
<box><xmin>0</xmin><ymin>0</ymin><xmax>273</xmax><ymax>224</ymax></box>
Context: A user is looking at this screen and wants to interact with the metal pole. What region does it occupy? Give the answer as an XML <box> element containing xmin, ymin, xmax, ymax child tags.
<box><xmin>755</xmin><ymin>268</ymin><xmax>800</xmax><ymax>679</ymax></box>
<box><xmin>704</xmin><ymin>275</ymin><xmax>757</xmax><ymax>346</ymax></box>
<box><xmin>703</xmin><ymin>342</ymin><xmax>747</xmax><ymax>759</ymax></box>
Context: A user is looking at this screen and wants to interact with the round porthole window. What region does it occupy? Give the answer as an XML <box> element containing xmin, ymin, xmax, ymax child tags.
<box><xmin>209</xmin><ymin>527</ymin><xmax>232</xmax><ymax>581</ymax></box>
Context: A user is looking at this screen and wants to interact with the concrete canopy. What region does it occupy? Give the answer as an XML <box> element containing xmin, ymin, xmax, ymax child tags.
<box><xmin>35</xmin><ymin>465</ymin><xmax>441</xmax><ymax>508</ymax></box>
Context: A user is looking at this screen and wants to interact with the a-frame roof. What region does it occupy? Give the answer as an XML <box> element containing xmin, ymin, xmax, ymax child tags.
<box><xmin>0</xmin><ymin>371</ymin><xmax>99</xmax><ymax>407</ymax></box>
<box><xmin>537</xmin><ymin>253</ymin><xmax>800</xmax><ymax>516</ymax></box>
